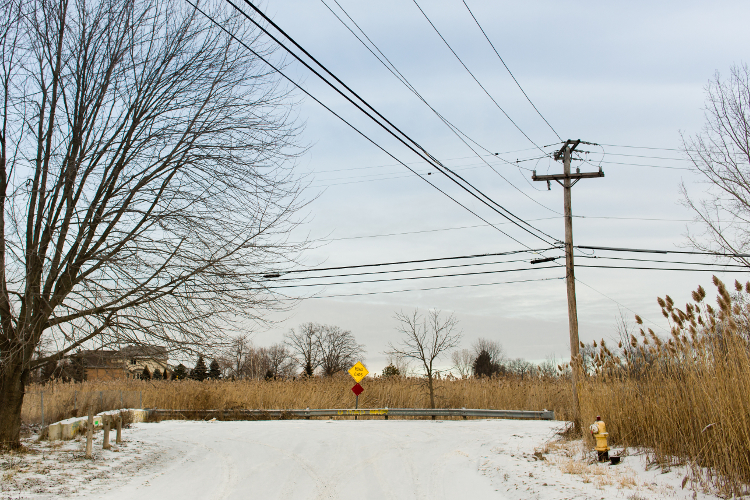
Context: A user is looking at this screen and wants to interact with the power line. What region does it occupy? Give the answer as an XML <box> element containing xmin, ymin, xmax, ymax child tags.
<box><xmin>319</xmin><ymin>0</ymin><xmax>560</xmax><ymax>215</ymax></box>
<box><xmin>271</xmin><ymin>256</ymin><xmax>556</xmax><ymax>282</ymax></box>
<box><xmin>577</xmin><ymin>264</ymin><xmax>748</xmax><ymax>273</ymax></box>
<box><xmin>189</xmin><ymin>0</ymin><xmax>549</xmax><ymax>250</ymax></box>
<box><xmin>576</xmin><ymin>245</ymin><xmax>750</xmax><ymax>258</ymax></box>
<box><xmin>577</xmin><ymin>254</ymin><xmax>750</xmax><ymax>268</ymax></box>
<box><xmin>264</xmin><ymin>247</ymin><xmax>556</xmax><ymax>276</ymax></box>
<box><xmin>226</xmin><ymin>0</ymin><xmax>560</xmax><ymax>247</ymax></box>
<box><xmin>309</xmin><ymin>276</ymin><xmax>564</xmax><ymax>298</ymax></box>
<box><xmin>265</xmin><ymin>253</ymin><xmax>748</xmax><ymax>284</ymax></box>
<box><xmin>265</xmin><ymin>264</ymin><xmax>563</xmax><ymax>289</ymax></box>
<box><xmin>461</xmin><ymin>0</ymin><xmax>561</xmax><ymax>141</ymax></box>
<box><xmin>411</xmin><ymin>0</ymin><xmax>545</xmax><ymax>153</ymax></box>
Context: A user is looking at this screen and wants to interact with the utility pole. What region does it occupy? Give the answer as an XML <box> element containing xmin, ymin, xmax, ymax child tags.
<box><xmin>532</xmin><ymin>139</ymin><xmax>603</xmax><ymax>429</ymax></box>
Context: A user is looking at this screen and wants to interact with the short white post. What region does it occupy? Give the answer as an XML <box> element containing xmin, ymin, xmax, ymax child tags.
<box><xmin>116</xmin><ymin>413</ymin><xmax>122</xmax><ymax>444</ymax></box>
<box><xmin>85</xmin><ymin>405</ymin><xmax>93</xmax><ymax>459</ymax></box>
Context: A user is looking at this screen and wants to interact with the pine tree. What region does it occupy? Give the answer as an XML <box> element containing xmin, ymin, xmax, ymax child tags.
<box><xmin>173</xmin><ymin>364</ymin><xmax>188</xmax><ymax>380</ymax></box>
<box><xmin>472</xmin><ymin>349</ymin><xmax>500</xmax><ymax>378</ymax></box>
<box><xmin>208</xmin><ymin>359</ymin><xmax>221</xmax><ymax>380</ymax></box>
<box><xmin>193</xmin><ymin>356</ymin><xmax>208</xmax><ymax>381</ymax></box>
<box><xmin>382</xmin><ymin>364</ymin><xmax>400</xmax><ymax>377</ymax></box>
<box><xmin>142</xmin><ymin>365</ymin><xmax>151</xmax><ymax>380</ymax></box>
<box><xmin>153</xmin><ymin>368</ymin><xmax>162</xmax><ymax>380</ymax></box>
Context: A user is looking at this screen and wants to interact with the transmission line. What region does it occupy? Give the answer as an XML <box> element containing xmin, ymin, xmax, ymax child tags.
<box><xmin>224</xmin><ymin>0</ymin><xmax>561</xmax><ymax>246</ymax></box>
<box><xmin>187</xmin><ymin>0</ymin><xmax>550</xmax><ymax>250</ymax></box>
<box><xmin>320</xmin><ymin>0</ymin><xmax>560</xmax><ymax>215</ymax></box>
<box><xmin>411</xmin><ymin>0</ymin><xmax>545</xmax><ymax>153</ymax></box>
<box><xmin>462</xmin><ymin>0</ymin><xmax>561</xmax><ymax>141</ymax></box>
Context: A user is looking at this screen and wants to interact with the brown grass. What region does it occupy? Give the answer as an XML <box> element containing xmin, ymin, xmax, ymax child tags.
<box><xmin>22</xmin><ymin>375</ymin><xmax>574</xmax><ymax>423</ymax></box>
<box><xmin>19</xmin><ymin>277</ymin><xmax>750</xmax><ymax>495</ymax></box>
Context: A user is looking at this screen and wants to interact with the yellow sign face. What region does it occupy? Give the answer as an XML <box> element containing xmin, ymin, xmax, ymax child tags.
<box><xmin>348</xmin><ymin>361</ymin><xmax>369</xmax><ymax>383</ymax></box>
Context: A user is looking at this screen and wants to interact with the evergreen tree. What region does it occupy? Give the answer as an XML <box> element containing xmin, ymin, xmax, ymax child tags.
<box><xmin>472</xmin><ymin>349</ymin><xmax>500</xmax><ymax>378</ymax></box>
<box><xmin>173</xmin><ymin>363</ymin><xmax>188</xmax><ymax>380</ymax></box>
<box><xmin>142</xmin><ymin>365</ymin><xmax>151</xmax><ymax>380</ymax></box>
<box><xmin>153</xmin><ymin>368</ymin><xmax>162</xmax><ymax>380</ymax></box>
<box><xmin>193</xmin><ymin>356</ymin><xmax>208</xmax><ymax>381</ymax></box>
<box><xmin>382</xmin><ymin>364</ymin><xmax>400</xmax><ymax>377</ymax></box>
<box><xmin>208</xmin><ymin>359</ymin><xmax>221</xmax><ymax>380</ymax></box>
<box><xmin>264</xmin><ymin>369</ymin><xmax>274</xmax><ymax>380</ymax></box>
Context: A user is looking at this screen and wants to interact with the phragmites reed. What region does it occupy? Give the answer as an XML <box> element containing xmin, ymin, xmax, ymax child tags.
<box><xmin>573</xmin><ymin>276</ymin><xmax>750</xmax><ymax>497</ymax></box>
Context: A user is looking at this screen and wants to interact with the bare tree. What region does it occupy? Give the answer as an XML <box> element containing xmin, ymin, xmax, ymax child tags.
<box><xmin>285</xmin><ymin>323</ymin><xmax>321</xmax><ymax>376</ymax></box>
<box><xmin>227</xmin><ymin>334</ymin><xmax>252</xmax><ymax>379</ymax></box>
<box><xmin>472</xmin><ymin>338</ymin><xmax>505</xmax><ymax>365</ymax></box>
<box><xmin>266</xmin><ymin>343</ymin><xmax>295</xmax><ymax>379</ymax></box>
<box><xmin>0</xmin><ymin>0</ymin><xmax>306</xmax><ymax>447</ymax></box>
<box><xmin>450</xmin><ymin>349</ymin><xmax>473</xmax><ymax>378</ymax></box>
<box><xmin>386</xmin><ymin>309</ymin><xmax>461</xmax><ymax>409</ymax></box>
<box><xmin>317</xmin><ymin>325</ymin><xmax>364</xmax><ymax>377</ymax></box>
<box><xmin>682</xmin><ymin>63</ymin><xmax>750</xmax><ymax>264</ymax></box>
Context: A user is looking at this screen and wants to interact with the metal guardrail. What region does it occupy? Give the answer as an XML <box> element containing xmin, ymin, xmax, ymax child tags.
<box><xmin>150</xmin><ymin>408</ymin><xmax>555</xmax><ymax>420</ymax></box>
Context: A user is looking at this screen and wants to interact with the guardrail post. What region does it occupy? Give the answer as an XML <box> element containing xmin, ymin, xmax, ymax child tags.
<box><xmin>85</xmin><ymin>405</ymin><xmax>93</xmax><ymax>459</ymax></box>
<box><xmin>461</xmin><ymin>407</ymin><xmax>467</xmax><ymax>420</ymax></box>
<box><xmin>116</xmin><ymin>413</ymin><xmax>122</xmax><ymax>444</ymax></box>
<box><xmin>384</xmin><ymin>407</ymin><xmax>388</xmax><ymax>420</ymax></box>
<box><xmin>103</xmin><ymin>417</ymin><xmax>111</xmax><ymax>450</ymax></box>
<box><xmin>305</xmin><ymin>407</ymin><xmax>310</xmax><ymax>420</ymax></box>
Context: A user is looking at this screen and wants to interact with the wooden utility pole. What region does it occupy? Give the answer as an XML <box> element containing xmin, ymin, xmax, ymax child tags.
<box><xmin>532</xmin><ymin>139</ymin><xmax>603</xmax><ymax>429</ymax></box>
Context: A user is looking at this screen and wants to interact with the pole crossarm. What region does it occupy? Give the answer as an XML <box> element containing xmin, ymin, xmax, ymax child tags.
<box><xmin>530</xmin><ymin>138</ymin><xmax>604</xmax><ymax>430</ymax></box>
<box><xmin>531</xmin><ymin>171</ymin><xmax>604</xmax><ymax>182</ymax></box>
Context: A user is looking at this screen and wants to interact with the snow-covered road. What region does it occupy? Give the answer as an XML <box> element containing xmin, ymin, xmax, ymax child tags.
<box><xmin>69</xmin><ymin>419</ymin><xmax>712</xmax><ymax>500</ymax></box>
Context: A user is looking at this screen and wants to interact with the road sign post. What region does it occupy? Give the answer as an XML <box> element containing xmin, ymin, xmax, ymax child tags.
<box><xmin>348</xmin><ymin>362</ymin><xmax>368</xmax><ymax>420</ymax></box>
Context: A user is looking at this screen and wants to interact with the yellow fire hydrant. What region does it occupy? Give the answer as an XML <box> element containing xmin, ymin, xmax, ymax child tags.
<box><xmin>589</xmin><ymin>416</ymin><xmax>610</xmax><ymax>462</ymax></box>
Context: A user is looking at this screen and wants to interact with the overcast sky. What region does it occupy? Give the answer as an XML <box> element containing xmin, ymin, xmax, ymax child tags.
<box><xmin>238</xmin><ymin>0</ymin><xmax>750</xmax><ymax>374</ymax></box>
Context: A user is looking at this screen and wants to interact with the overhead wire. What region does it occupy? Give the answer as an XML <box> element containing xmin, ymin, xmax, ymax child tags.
<box><xmin>411</xmin><ymin>0</ymin><xmax>546</xmax><ymax>154</ymax></box>
<box><xmin>461</xmin><ymin>0</ymin><xmax>561</xmax><ymax>141</ymax></box>
<box><xmin>319</xmin><ymin>0</ymin><xmax>560</xmax><ymax>215</ymax></box>
<box><xmin>224</xmin><ymin>0</ymin><xmax>561</xmax><ymax>247</ymax></box>
<box><xmin>187</xmin><ymin>0</ymin><xmax>550</xmax><ymax>250</ymax></box>
<box><xmin>309</xmin><ymin>276</ymin><xmax>565</xmax><ymax>298</ymax></box>
<box><xmin>264</xmin><ymin>247</ymin><xmax>555</xmax><ymax>275</ymax></box>
<box><xmin>264</xmin><ymin>264</ymin><xmax>564</xmax><ymax>289</ymax></box>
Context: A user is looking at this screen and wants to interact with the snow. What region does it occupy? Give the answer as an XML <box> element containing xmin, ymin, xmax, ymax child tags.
<box><xmin>1</xmin><ymin>419</ymin><xmax>724</xmax><ymax>500</ymax></box>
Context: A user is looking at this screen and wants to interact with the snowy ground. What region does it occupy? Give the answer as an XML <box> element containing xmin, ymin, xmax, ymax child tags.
<box><xmin>1</xmin><ymin>419</ymin><xmax>723</xmax><ymax>500</ymax></box>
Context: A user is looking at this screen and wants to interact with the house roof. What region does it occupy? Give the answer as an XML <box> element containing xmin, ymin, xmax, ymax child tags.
<box><xmin>119</xmin><ymin>345</ymin><xmax>168</xmax><ymax>359</ymax></box>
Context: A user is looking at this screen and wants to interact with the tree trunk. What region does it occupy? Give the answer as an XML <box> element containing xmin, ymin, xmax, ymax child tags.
<box><xmin>0</xmin><ymin>364</ymin><xmax>29</xmax><ymax>449</ymax></box>
<box><xmin>427</xmin><ymin>373</ymin><xmax>436</xmax><ymax>420</ymax></box>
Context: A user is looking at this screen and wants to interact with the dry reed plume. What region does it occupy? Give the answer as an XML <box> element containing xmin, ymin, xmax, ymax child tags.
<box><xmin>20</xmin><ymin>277</ymin><xmax>750</xmax><ymax>495</ymax></box>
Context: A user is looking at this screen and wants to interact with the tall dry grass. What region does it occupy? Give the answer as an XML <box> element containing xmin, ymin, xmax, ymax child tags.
<box><xmin>578</xmin><ymin>277</ymin><xmax>750</xmax><ymax>497</ymax></box>
<box><xmin>19</xmin><ymin>277</ymin><xmax>750</xmax><ymax>494</ymax></box>
<box><xmin>22</xmin><ymin>374</ymin><xmax>574</xmax><ymax>424</ymax></box>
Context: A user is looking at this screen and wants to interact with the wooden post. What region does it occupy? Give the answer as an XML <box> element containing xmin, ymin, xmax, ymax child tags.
<box><xmin>116</xmin><ymin>414</ymin><xmax>122</xmax><ymax>444</ymax></box>
<box><xmin>562</xmin><ymin>144</ymin><xmax>583</xmax><ymax>430</ymax></box>
<box><xmin>85</xmin><ymin>406</ymin><xmax>94</xmax><ymax>459</ymax></box>
<box><xmin>103</xmin><ymin>417</ymin><xmax>111</xmax><ymax>450</ymax></box>
<box><xmin>531</xmin><ymin>139</ymin><xmax>604</xmax><ymax>431</ymax></box>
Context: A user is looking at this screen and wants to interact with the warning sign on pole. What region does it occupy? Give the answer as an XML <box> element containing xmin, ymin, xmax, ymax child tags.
<box><xmin>348</xmin><ymin>361</ymin><xmax>368</xmax><ymax>383</ymax></box>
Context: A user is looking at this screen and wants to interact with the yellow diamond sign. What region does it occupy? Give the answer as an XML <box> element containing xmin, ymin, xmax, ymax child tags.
<box><xmin>348</xmin><ymin>361</ymin><xmax>368</xmax><ymax>383</ymax></box>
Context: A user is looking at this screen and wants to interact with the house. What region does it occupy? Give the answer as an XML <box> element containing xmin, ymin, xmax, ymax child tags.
<box><xmin>119</xmin><ymin>345</ymin><xmax>169</xmax><ymax>378</ymax></box>
<box><xmin>74</xmin><ymin>350</ymin><xmax>127</xmax><ymax>381</ymax></box>
<box><xmin>74</xmin><ymin>346</ymin><xmax>169</xmax><ymax>380</ymax></box>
